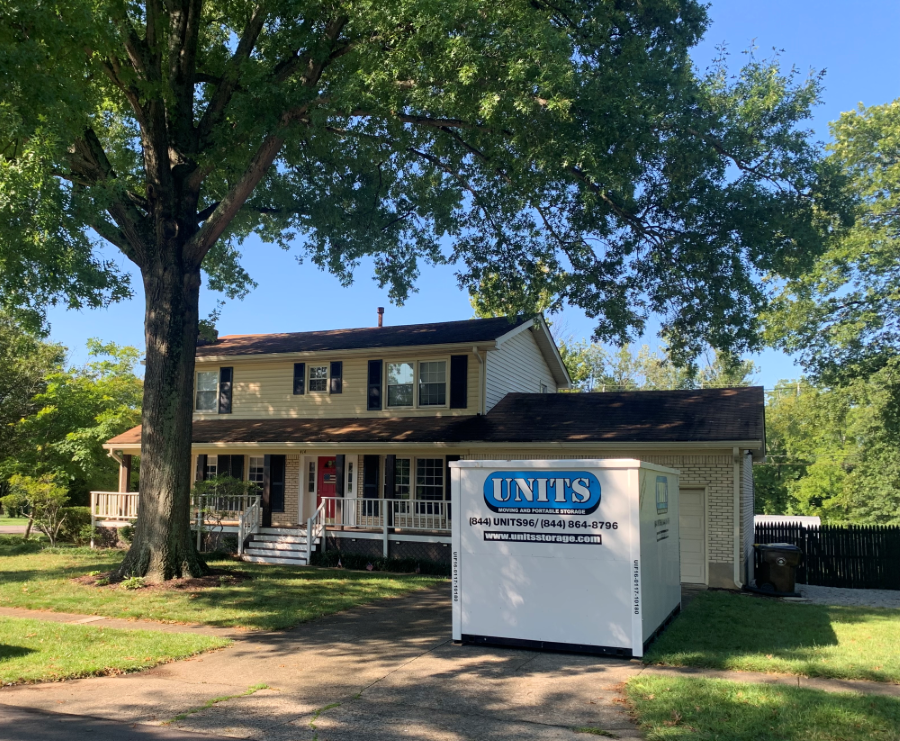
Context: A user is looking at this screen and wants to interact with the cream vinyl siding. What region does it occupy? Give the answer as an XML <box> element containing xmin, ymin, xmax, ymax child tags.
<box><xmin>484</xmin><ymin>328</ymin><xmax>557</xmax><ymax>411</ymax></box>
<box><xmin>193</xmin><ymin>351</ymin><xmax>480</xmax><ymax>420</ymax></box>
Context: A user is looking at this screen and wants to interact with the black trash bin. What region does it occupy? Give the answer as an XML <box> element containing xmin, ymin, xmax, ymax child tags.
<box><xmin>755</xmin><ymin>543</ymin><xmax>802</xmax><ymax>595</ymax></box>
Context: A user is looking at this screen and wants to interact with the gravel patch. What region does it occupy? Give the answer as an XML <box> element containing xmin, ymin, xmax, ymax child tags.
<box><xmin>798</xmin><ymin>584</ymin><xmax>900</xmax><ymax>609</ymax></box>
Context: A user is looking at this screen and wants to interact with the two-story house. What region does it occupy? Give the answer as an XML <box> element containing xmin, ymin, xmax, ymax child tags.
<box><xmin>104</xmin><ymin>314</ymin><xmax>764</xmax><ymax>589</ymax></box>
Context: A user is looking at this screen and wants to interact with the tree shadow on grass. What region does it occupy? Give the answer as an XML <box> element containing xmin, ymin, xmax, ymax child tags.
<box><xmin>0</xmin><ymin>644</ymin><xmax>36</xmax><ymax>660</ymax></box>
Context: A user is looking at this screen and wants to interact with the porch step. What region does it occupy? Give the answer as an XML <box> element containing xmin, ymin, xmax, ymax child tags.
<box><xmin>257</xmin><ymin>527</ymin><xmax>304</xmax><ymax>535</ymax></box>
<box><xmin>247</xmin><ymin>540</ymin><xmax>310</xmax><ymax>552</ymax></box>
<box><xmin>252</xmin><ymin>534</ymin><xmax>311</xmax><ymax>545</ymax></box>
<box><xmin>243</xmin><ymin>554</ymin><xmax>309</xmax><ymax>566</ymax></box>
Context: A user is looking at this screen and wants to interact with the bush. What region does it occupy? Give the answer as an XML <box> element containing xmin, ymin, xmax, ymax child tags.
<box><xmin>119</xmin><ymin>523</ymin><xmax>135</xmax><ymax>544</ymax></box>
<box><xmin>57</xmin><ymin>507</ymin><xmax>92</xmax><ymax>544</ymax></box>
<box><xmin>311</xmin><ymin>549</ymin><xmax>450</xmax><ymax>577</ymax></box>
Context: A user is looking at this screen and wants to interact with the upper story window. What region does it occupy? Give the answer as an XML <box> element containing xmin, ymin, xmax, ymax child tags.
<box><xmin>418</xmin><ymin>361</ymin><xmax>446</xmax><ymax>406</ymax></box>
<box><xmin>195</xmin><ymin>371</ymin><xmax>219</xmax><ymax>411</ymax></box>
<box><xmin>387</xmin><ymin>362</ymin><xmax>414</xmax><ymax>407</ymax></box>
<box><xmin>308</xmin><ymin>365</ymin><xmax>328</xmax><ymax>392</ymax></box>
<box><xmin>384</xmin><ymin>360</ymin><xmax>448</xmax><ymax>408</ymax></box>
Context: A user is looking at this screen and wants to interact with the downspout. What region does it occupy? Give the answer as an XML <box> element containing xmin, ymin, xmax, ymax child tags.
<box><xmin>473</xmin><ymin>346</ymin><xmax>486</xmax><ymax>415</ymax></box>
<box><xmin>733</xmin><ymin>446</ymin><xmax>742</xmax><ymax>589</ymax></box>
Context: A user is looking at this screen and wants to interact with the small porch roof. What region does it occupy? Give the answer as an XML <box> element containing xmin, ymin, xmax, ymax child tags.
<box><xmin>106</xmin><ymin>387</ymin><xmax>765</xmax><ymax>456</ymax></box>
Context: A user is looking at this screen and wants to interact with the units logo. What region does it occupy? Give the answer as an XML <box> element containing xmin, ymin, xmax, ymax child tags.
<box><xmin>483</xmin><ymin>471</ymin><xmax>602</xmax><ymax>515</ymax></box>
<box><xmin>655</xmin><ymin>476</ymin><xmax>669</xmax><ymax>515</ymax></box>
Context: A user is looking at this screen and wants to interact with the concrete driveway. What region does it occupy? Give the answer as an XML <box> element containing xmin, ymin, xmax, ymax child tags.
<box><xmin>0</xmin><ymin>586</ymin><xmax>644</xmax><ymax>740</ymax></box>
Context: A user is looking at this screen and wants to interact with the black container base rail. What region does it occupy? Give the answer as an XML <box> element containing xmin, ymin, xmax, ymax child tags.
<box><xmin>459</xmin><ymin>635</ymin><xmax>634</xmax><ymax>658</ymax></box>
<box><xmin>754</xmin><ymin>523</ymin><xmax>900</xmax><ymax>590</ymax></box>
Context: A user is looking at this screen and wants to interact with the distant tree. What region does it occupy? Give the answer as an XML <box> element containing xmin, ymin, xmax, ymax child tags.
<box><xmin>767</xmin><ymin>99</ymin><xmax>900</xmax><ymax>384</ymax></box>
<box><xmin>755</xmin><ymin>363</ymin><xmax>900</xmax><ymax>524</ymax></box>
<box><xmin>1</xmin><ymin>1</ymin><xmax>838</xmax><ymax>579</ymax></box>
<box><xmin>0</xmin><ymin>315</ymin><xmax>65</xmax><ymax>481</ymax></box>
<box><xmin>2</xmin><ymin>341</ymin><xmax>143</xmax><ymax>503</ymax></box>
<box><xmin>560</xmin><ymin>341</ymin><xmax>756</xmax><ymax>392</ymax></box>
<box><xmin>0</xmin><ymin>474</ymin><xmax>70</xmax><ymax>546</ymax></box>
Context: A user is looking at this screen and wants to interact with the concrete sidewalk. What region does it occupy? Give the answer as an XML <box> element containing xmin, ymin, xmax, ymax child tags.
<box><xmin>0</xmin><ymin>705</ymin><xmax>237</xmax><ymax>741</ymax></box>
<box><xmin>0</xmin><ymin>587</ymin><xmax>645</xmax><ymax>740</ymax></box>
<box><xmin>0</xmin><ymin>606</ymin><xmax>242</xmax><ymax>640</ymax></box>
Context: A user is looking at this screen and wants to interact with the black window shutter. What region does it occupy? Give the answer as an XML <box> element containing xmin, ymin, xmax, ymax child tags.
<box><xmin>330</xmin><ymin>361</ymin><xmax>343</xmax><ymax>394</ymax></box>
<box><xmin>335</xmin><ymin>454</ymin><xmax>346</xmax><ymax>496</ymax></box>
<box><xmin>444</xmin><ymin>455</ymin><xmax>460</xmax><ymax>501</ymax></box>
<box><xmin>293</xmin><ymin>363</ymin><xmax>306</xmax><ymax>395</ymax></box>
<box><xmin>367</xmin><ymin>360</ymin><xmax>383</xmax><ymax>410</ymax></box>
<box><xmin>217</xmin><ymin>455</ymin><xmax>230</xmax><ymax>478</ymax></box>
<box><xmin>363</xmin><ymin>455</ymin><xmax>380</xmax><ymax>498</ymax></box>
<box><xmin>230</xmin><ymin>455</ymin><xmax>244</xmax><ymax>482</ymax></box>
<box><xmin>450</xmin><ymin>355</ymin><xmax>468</xmax><ymax>409</ymax></box>
<box><xmin>196</xmin><ymin>454</ymin><xmax>208</xmax><ymax>481</ymax></box>
<box><xmin>218</xmin><ymin>367</ymin><xmax>233</xmax><ymax>413</ymax></box>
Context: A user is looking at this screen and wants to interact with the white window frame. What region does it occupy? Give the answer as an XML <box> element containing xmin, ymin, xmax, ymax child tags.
<box><xmin>417</xmin><ymin>359</ymin><xmax>448</xmax><ymax>408</ymax></box>
<box><xmin>385</xmin><ymin>360</ymin><xmax>416</xmax><ymax>409</ymax></box>
<box><xmin>308</xmin><ymin>364</ymin><xmax>329</xmax><ymax>393</ymax></box>
<box><xmin>195</xmin><ymin>370</ymin><xmax>219</xmax><ymax>413</ymax></box>
<box><xmin>383</xmin><ymin>357</ymin><xmax>451</xmax><ymax>410</ymax></box>
<box><xmin>248</xmin><ymin>456</ymin><xmax>265</xmax><ymax>488</ymax></box>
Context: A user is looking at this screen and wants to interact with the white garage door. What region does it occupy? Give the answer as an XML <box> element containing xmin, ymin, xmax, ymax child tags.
<box><xmin>679</xmin><ymin>488</ymin><xmax>706</xmax><ymax>584</ymax></box>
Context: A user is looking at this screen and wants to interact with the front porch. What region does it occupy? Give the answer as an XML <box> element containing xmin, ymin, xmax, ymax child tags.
<box><xmin>89</xmin><ymin>490</ymin><xmax>452</xmax><ymax>567</ymax></box>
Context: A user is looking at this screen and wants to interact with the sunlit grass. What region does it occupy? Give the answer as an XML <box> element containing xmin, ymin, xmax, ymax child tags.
<box><xmin>626</xmin><ymin>676</ymin><xmax>900</xmax><ymax>741</ymax></box>
<box><xmin>0</xmin><ymin>616</ymin><xmax>228</xmax><ymax>685</ymax></box>
<box><xmin>645</xmin><ymin>590</ymin><xmax>900</xmax><ymax>683</ymax></box>
<box><xmin>0</xmin><ymin>538</ymin><xmax>445</xmax><ymax>631</ymax></box>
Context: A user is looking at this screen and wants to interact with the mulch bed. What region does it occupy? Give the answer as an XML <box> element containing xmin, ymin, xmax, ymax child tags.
<box><xmin>72</xmin><ymin>567</ymin><xmax>251</xmax><ymax>591</ymax></box>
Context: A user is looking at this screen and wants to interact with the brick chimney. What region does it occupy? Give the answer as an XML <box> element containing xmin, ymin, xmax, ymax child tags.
<box><xmin>377</xmin><ymin>307</ymin><xmax>384</xmax><ymax>327</ymax></box>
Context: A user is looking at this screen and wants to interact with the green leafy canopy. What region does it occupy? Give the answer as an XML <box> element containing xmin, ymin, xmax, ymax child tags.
<box><xmin>0</xmin><ymin>0</ymin><xmax>839</xmax><ymax>358</ymax></box>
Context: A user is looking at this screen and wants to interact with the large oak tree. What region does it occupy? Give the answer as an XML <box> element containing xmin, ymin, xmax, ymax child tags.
<box><xmin>1</xmin><ymin>0</ymin><xmax>837</xmax><ymax>580</ymax></box>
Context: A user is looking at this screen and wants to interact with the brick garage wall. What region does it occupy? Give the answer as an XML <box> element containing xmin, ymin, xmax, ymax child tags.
<box><xmin>462</xmin><ymin>449</ymin><xmax>741</xmax><ymax>588</ymax></box>
<box><xmin>271</xmin><ymin>454</ymin><xmax>301</xmax><ymax>526</ymax></box>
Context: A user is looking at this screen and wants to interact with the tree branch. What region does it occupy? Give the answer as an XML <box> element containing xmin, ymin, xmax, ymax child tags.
<box><xmin>195</xmin><ymin>4</ymin><xmax>268</xmax><ymax>148</ymax></box>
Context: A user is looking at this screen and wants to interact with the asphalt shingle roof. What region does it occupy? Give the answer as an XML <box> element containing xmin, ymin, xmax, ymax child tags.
<box><xmin>196</xmin><ymin>316</ymin><xmax>530</xmax><ymax>357</ymax></box>
<box><xmin>107</xmin><ymin>387</ymin><xmax>764</xmax><ymax>447</ymax></box>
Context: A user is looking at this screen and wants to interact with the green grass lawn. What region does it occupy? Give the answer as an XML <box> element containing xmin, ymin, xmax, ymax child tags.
<box><xmin>0</xmin><ymin>537</ymin><xmax>445</xmax><ymax>631</ymax></box>
<box><xmin>645</xmin><ymin>591</ymin><xmax>900</xmax><ymax>683</ymax></box>
<box><xmin>626</xmin><ymin>676</ymin><xmax>900</xmax><ymax>741</ymax></box>
<box><xmin>0</xmin><ymin>616</ymin><xmax>229</xmax><ymax>685</ymax></box>
<box><xmin>0</xmin><ymin>516</ymin><xmax>27</xmax><ymax>527</ymax></box>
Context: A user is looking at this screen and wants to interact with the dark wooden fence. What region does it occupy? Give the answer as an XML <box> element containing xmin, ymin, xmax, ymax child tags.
<box><xmin>754</xmin><ymin>523</ymin><xmax>900</xmax><ymax>590</ymax></box>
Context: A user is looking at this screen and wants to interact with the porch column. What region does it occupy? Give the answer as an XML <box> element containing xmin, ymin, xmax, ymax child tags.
<box><xmin>118</xmin><ymin>454</ymin><xmax>133</xmax><ymax>493</ymax></box>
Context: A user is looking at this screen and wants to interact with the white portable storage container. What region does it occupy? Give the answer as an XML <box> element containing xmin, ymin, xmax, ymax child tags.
<box><xmin>450</xmin><ymin>459</ymin><xmax>681</xmax><ymax>658</ymax></box>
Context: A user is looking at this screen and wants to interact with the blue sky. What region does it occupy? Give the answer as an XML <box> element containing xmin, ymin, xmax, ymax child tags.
<box><xmin>48</xmin><ymin>1</ymin><xmax>900</xmax><ymax>387</ymax></box>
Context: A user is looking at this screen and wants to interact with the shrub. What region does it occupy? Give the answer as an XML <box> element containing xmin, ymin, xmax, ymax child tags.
<box><xmin>0</xmin><ymin>474</ymin><xmax>69</xmax><ymax>546</ymax></box>
<box><xmin>120</xmin><ymin>576</ymin><xmax>145</xmax><ymax>590</ymax></box>
<box><xmin>311</xmin><ymin>549</ymin><xmax>450</xmax><ymax>576</ymax></box>
<box><xmin>119</xmin><ymin>523</ymin><xmax>135</xmax><ymax>544</ymax></box>
<box><xmin>57</xmin><ymin>507</ymin><xmax>92</xmax><ymax>544</ymax></box>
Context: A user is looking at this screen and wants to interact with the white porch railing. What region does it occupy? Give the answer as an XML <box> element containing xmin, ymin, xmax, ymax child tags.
<box><xmin>316</xmin><ymin>497</ymin><xmax>451</xmax><ymax>533</ymax></box>
<box><xmin>192</xmin><ymin>494</ymin><xmax>262</xmax><ymax>553</ymax></box>
<box><xmin>91</xmin><ymin>491</ymin><xmax>140</xmax><ymax>522</ymax></box>
<box><xmin>89</xmin><ymin>491</ymin><xmax>263</xmax><ymax>554</ymax></box>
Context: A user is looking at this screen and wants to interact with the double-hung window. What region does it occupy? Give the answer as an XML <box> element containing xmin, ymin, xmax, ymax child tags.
<box><xmin>248</xmin><ymin>456</ymin><xmax>264</xmax><ymax>492</ymax></box>
<box><xmin>416</xmin><ymin>458</ymin><xmax>444</xmax><ymax>501</ymax></box>
<box><xmin>195</xmin><ymin>371</ymin><xmax>219</xmax><ymax>412</ymax></box>
<box><xmin>418</xmin><ymin>361</ymin><xmax>446</xmax><ymax>406</ymax></box>
<box><xmin>386</xmin><ymin>362</ymin><xmax>414</xmax><ymax>407</ymax></box>
<box><xmin>308</xmin><ymin>365</ymin><xmax>328</xmax><ymax>392</ymax></box>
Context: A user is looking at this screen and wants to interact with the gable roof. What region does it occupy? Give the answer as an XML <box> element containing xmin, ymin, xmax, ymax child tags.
<box><xmin>106</xmin><ymin>387</ymin><xmax>765</xmax><ymax>454</ymax></box>
<box><xmin>196</xmin><ymin>315</ymin><xmax>531</xmax><ymax>358</ymax></box>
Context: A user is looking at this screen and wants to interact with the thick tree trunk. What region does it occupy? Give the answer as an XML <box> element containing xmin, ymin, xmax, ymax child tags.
<box><xmin>115</xmin><ymin>257</ymin><xmax>209</xmax><ymax>582</ymax></box>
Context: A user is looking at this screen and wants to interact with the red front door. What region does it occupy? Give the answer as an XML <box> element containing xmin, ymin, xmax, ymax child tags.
<box><xmin>317</xmin><ymin>457</ymin><xmax>337</xmax><ymax>517</ymax></box>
